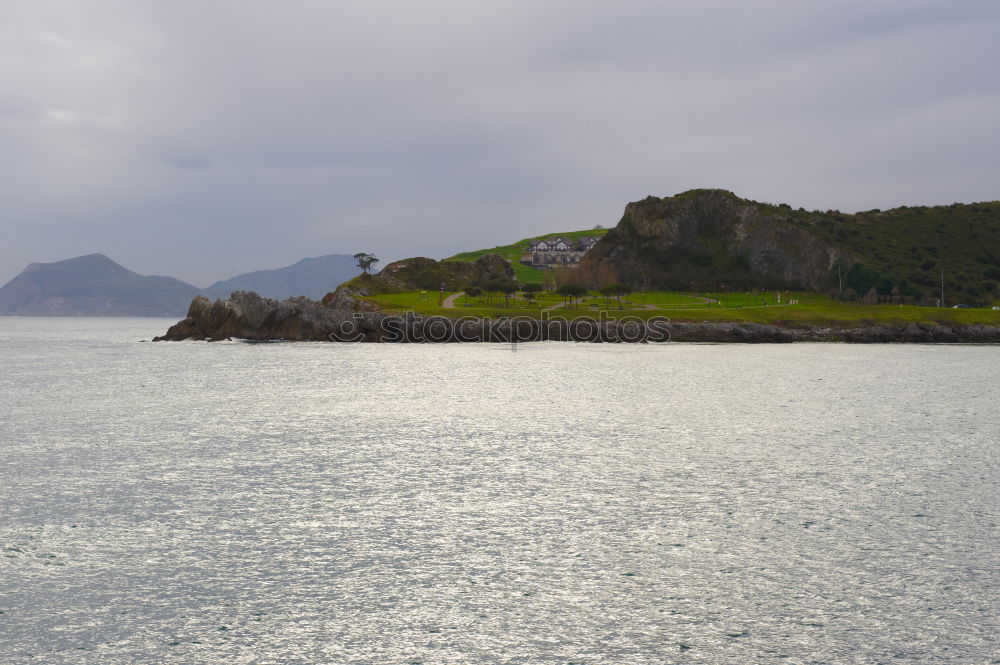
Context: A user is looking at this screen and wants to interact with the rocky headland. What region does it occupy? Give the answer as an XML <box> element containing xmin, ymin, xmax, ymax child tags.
<box><xmin>154</xmin><ymin>290</ymin><xmax>1000</xmax><ymax>343</ymax></box>
<box><xmin>577</xmin><ymin>189</ymin><xmax>1000</xmax><ymax>308</ymax></box>
<box><xmin>578</xmin><ymin>189</ymin><xmax>850</xmax><ymax>291</ymax></box>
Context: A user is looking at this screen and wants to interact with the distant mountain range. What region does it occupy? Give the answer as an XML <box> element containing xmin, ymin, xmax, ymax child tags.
<box><xmin>198</xmin><ymin>254</ymin><xmax>359</xmax><ymax>301</ymax></box>
<box><xmin>0</xmin><ymin>254</ymin><xmax>199</xmax><ymax>316</ymax></box>
<box><xmin>0</xmin><ymin>253</ymin><xmax>361</xmax><ymax>316</ymax></box>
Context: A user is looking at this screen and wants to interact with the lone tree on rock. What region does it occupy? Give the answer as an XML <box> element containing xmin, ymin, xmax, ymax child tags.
<box><xmin>354</xmin><ymin>252</ymin><xmax>379</xmax><ymax>274</ymax></box>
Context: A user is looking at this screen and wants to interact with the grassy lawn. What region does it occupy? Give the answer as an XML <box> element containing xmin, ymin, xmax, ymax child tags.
<box><xmin>361</xmin><ymin>289</ymin><xmax>1000</xmax><ymax>326</ymax></box>
<box><xmin>364</xmin><ymin>290</ymin><xmax>552</xmax><ymax>315</ymax></box>
<box><xmin>444</xmin><ymin>228</ymin><xmax>610</xmax><ymax>282</ymax></box>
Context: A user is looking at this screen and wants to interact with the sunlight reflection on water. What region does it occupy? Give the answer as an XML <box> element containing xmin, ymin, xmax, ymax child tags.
<box><xmin>0</xmin><ymin>318</ymin><xmax>997</xmax><ymax>664</ymax></box>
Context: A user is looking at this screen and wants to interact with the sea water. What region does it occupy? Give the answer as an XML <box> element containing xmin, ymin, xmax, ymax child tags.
<box><xmin>0</xmin><ymin>318</ymin><xmax>997</xmax><ymax>664</ymax></box>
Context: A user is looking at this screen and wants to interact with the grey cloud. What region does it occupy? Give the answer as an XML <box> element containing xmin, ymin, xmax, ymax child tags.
<box><xmin>1</xmin><ymin>0</ymin><xmax>998</xmax><ymax>286</ymax></box>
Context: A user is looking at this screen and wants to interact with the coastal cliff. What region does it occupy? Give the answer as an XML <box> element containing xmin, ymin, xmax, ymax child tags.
<box><xmin>579</xmin><ymin>190</ymin><xmax>850</xmax><ymax>291</ymax></box>
<box><xmin>577</xmin><ymin>189</ymin><xmax>1000</xmax><ymax>306</ymax></box>
<box><xmin>154</xmin><ymin>291</ymin><xmax>370</xmax><ymax>342</ymax></box>
<box><xmin>154</xmin><ymin>291</ymin><xmax>1000</xmax><ymax>343</ymax></box>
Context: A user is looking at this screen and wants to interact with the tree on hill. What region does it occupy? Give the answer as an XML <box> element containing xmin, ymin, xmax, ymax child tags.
<box><xmin>354</xmin><ymin>252</ymin><xmax>379</xmax><ymax>274</ymax></box>
<box><xmin>481</xmin><ymin>279</ymin><xmax>501</xmax><ymax>305</ymax></box>
<box><xmin>498</xmin><ymin>280</ymin><xmax>519</xmax><ymax>307</ymax></box>
<box><xmin>463</xmin><ymin>285</ymin><xmax>482</xmax><ymax>305</ymax></box>
<box><xmin>557</xmin><ymin>283</ymin><xmax>587</xmax><ymax>308</ymax></box>
<box><xmin>600</xmin><ymin>283</ymin><xmax>631</xmax><ymax>310</ymax></box>
<box><xmin>521</xmin><ymin>283</ymin><xmax>542</xmax><ymax>307</ymax></box>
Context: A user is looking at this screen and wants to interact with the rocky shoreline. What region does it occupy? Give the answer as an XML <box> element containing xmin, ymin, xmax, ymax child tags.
<box><xmin>153</xmin><ymin>291</ymin><xmax>1000</xmax><ymax>344</ymax></box>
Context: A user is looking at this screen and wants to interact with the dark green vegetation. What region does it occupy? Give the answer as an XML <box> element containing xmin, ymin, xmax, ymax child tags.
<box><xmin>446</xmin><ymin>228</ymin><xmax>609</xmax><ymax>282</ymax></box>
<box><xmin>335</xmin><ymin>255</ymin><xmax>514</xmax><ymax>296</ymax></box>
<box><xmin>809</xmin><ymin>202</ymin><xmax>1000</xmax><ymax>307</ymax></box>
<box><xmin>0</xmin><ymin>253</ymin><xmax>198</xmax><ymax>316</ymax></box>
<box><xmin>580</xmin><ymin>189</ymin><xmax>1000</xmax><ymax>307</ymax></box>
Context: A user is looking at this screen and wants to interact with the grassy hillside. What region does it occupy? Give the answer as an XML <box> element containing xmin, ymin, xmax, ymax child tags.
<box><xmin>800</xmin><ymin>201</ymin><xmax>1000</xmax><ymax>306</ymax></box>
<box><xmin>575</xmin><ymin>190</ymin><xmax>1000</xmax><ymax>306</ymax></box>
<box><xmin>727</xmin><ymin>195</ymin><xmax>1000</xmax><ymax>305</ymax></box>
<box><xmin>336</xmin><ymin>255</ymin><xmax>514</xmax><ymax>295</ymax></box>
<box><xmin>446</xmin><ymin>228</ymin><xmax>609</xmax><ymax>282</ymax></box>
<box><xmin>443</xmin><ymin>194</ymin><xmax>1000</xmax><ymax>307</ymax></box>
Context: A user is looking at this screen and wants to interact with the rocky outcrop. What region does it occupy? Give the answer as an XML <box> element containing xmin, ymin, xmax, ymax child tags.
<box><xmin>153</xmin><ymin>291</ymin><xmax>374</xmax><ymax>341</ymax></box>
<box><xmin>579</xmin><ymin>190</ymin><xmax>851</xmax><ymax>291</ymax></box>
<box><xmin>335</xmin><ymin>254</ymin><xmax>515</xmax><ymax>296</ymax></box>
<box><xmin>665</xmin><ymin>321</ymin><xmax>1000</xmax><ymax>343</ymax></box>
<box><xmin>154</xmin><ymin>291</ymin><xmax>1000</xmax><ymax>343</ymax></box>
<box><xmin>321</xmin><ymin>287</ymin><xmax>379</xmax><ymax>311</ymax></box>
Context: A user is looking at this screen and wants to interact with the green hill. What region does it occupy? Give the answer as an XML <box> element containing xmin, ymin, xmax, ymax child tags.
<box><xmin>335</xmin><ymin>255</ymin><xmax>515</xmax><ymax>296</ymax></box>
<box><xmin>796</xmin><ymin>199</ymin><xmax>1000</xmax><ymax>305</ymax></box>
<box><xmin>579</xmin><ymin>190</ymin><xmax>1000</xmax><ymax>306</ymax></box>
<box><xmin>445</xmin><ymin>228</ymin><xmax>609</xmax><ymax>282</ymax></box>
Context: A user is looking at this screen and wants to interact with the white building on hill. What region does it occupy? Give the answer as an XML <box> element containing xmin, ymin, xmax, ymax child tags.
<box><xmin>521</xmin><ymin>236</ymin><xmax>599</xmax><ymax>267</ymax></box>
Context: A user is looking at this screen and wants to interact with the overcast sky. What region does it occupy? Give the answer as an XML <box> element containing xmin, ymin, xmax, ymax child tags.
<box><xmin>2</xmin><ymin>1</ymin><xmax>999</xmax><ymax>286</ymax></box>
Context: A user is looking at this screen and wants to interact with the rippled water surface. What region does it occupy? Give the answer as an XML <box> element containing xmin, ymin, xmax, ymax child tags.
<box><xmin>1</xmin><ymin>318</ymin><xmax>998</xmax><ymax>664</ymax></box>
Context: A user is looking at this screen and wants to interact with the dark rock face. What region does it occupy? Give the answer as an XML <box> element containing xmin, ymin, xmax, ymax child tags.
<box><xmin>665</xmin><ymin>322</ymin><xmax>798</xmax><ymax>343</ymax></box>
<box><xmin>321</xmin><ymin>288</ymin><xmax>378</xmax><ymax>310</ymax></box>
<box><xmin>580</xmin><ymin>190</ymin><xmax>851</xmax><ymax>291</ymax></box>
<box><xmin>337</xmin><ymin>254</ymin><xmax>515</xmax><ymax>295</ymax></box>
<box><xmin>839</xmin><ymin>322</ymin><xmax>1000</xmax><ymax>343</ymax></box>
<box><xmin>665</xmin><ymin>321</ymin><xmax>1000</xmax><ymax>343</ymax></box>
<box><xmin>154</xmin><ymin>291</ymin><xmax>367</xmax><ymax>341</ymax></box>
